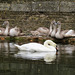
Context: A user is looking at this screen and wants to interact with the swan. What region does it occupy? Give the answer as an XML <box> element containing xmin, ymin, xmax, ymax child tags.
<box><xmin>49</xmin><ymin>21</ymin><xmax>53</xmax><ymax>36</ymax></box>
<box><xmin>30</xmin><ymin>20</ymin><xmax>57</xmax><ymax>36</ymax></box>
<box><xmin>36</xmin><ymin>27</ymin><xmax>49</xmax><ymax>34</ymax></box>
<box><xmin>14</xmin><ymin>40</ymin><xmax>57</xmax><ymax>52</ymax></box>
<box><xmin>2</xmin><ymin>21</ymin><xmax>22</xmax><ymax>36</ymax></box>
<box><xmin>55</xmin><ymin>21</ymin><xmax>75</xmax><ymax>39</ymax></box>
<box><xmin>64</xmin><ymin>30</ymin><xmax>75</xmax><ymax>37</ymax></box>
<box><xmin>49</xmin><ymin>20</ymin><xmax>57</xmax><ymax>36</ymax></box>
<box><xmin>30</xmin><ymin>30</ymin><xmax>48</xmax><ymax>36</ymax></box>
<box><xmin>14</xmin><ymin>51</ymin><xmax>56</xmax><ymax>63</ymax></box>
<box><xmin>50</xmin><ymin>20</ymin><xmax>57</xmax><ymax>37</ymax></box>
<box><xmin>0</xmin><ymin>28</ymin><xmax>5</xmax><ymax>35</ymax></box>
<box><xmin>30</xmin><ymin>27</ymin><xmax>49</xmax><ymax>36</ymax></box>
<box><xmin>9</xmin><ymin>26</ymin><xmax>20</xmax><ymax>36</ymax></box>
<box><xmin>3</xmin><ymin>21</ymin><xmax>9</xmax><ymax>36</ymax></box>
<box><xmin>55</xmin><ymin>21</ymin><xmax>68</xmax><ymax>39</ymax></box>
<box><xmin>30</xmin><ymin>30</ymin><xmax>41</xmax><ymax>36</ymax></box>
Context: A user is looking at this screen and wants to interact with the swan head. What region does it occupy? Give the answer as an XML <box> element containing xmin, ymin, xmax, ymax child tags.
<box><xmin>51</xmin><ymin>20</ymin><xmax>57</xmax><ymax>25</ymax></box>
<box><xmin>14</xmin><ymin>26</ymin><xmax>17</xmax><ymax>30</ymax></box>
<box><xmin>3</xmin><ymin>21</ymin><xmax>9</xmax><ymax>26</ymax></box>
<box><xmin>44</xmin><ymin>40</ymin><xmax>57</xmax><ymax>48</ymax></box>
<box><xmin>57</xmin><ymin>21</ymin><xmax>61</xmax><ymax>26</ymax></box>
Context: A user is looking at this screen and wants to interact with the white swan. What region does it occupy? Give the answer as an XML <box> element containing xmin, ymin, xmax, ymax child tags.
<box><xmin>14</xmin><ymin>40</ymin><xmax>57</xmax><ymax>52</ymax></box>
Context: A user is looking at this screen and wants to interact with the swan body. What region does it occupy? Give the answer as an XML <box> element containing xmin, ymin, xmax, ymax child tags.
<box><xmin>64</xmin><ymin>29</ymin><xmax>75</xmax><ymax>37</ymax></box>
<box><xmin>31</xmin><ymin>27</ymin><xmax>49</xmax><ymax>36</ymax></box>
<box><xmin>15</xmin><ymin>40</ymin><xmax>57</xmax><ymax>52</ymax></box>
<box><xmin>30</xmin><ymin>31</ymin><xmax>41</xmax><ymax>36</ymax></box>
<box><xmin>9</xmin><ymin>26</ymin><xmax>20</xmax><ymax>36</ymax></box>
<box><xmin>36</xmin><ymin>27</ymin><xmax>49</xmax><ymax>34</ymax></box>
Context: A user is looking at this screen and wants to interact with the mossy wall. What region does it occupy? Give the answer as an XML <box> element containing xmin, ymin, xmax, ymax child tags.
<box><xmin>0</xmin><ymin>0</ymin><xmax>75</xmax><ymax>35</ymax></box>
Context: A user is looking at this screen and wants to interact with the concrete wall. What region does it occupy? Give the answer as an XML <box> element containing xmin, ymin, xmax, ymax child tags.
<box><xmin>0</xmin><ymin>1</ymin><xmax>75</xmax><ymax>35</ymax></box>
<box><xmin>0</xmin><ymin>1</ymin><xmax>75</xmax><ymax>12</ymax></box>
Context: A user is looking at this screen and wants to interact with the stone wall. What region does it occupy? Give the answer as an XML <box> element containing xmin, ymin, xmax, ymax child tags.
<box><xmin>0</xmin><ymin>1</ymin><xmax>75</xmax><ymax>12</ymax></box>
<box><xmin>0</xmin><ymin>1</ymin><xmax>75</xmax><ymax>35</ymax></box>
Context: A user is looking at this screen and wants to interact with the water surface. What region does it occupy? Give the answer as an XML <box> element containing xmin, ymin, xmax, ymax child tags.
<box><xmin>0</xmin><ymin>41</ymin><xmax>75</xmax><ymax>75</ymax></box>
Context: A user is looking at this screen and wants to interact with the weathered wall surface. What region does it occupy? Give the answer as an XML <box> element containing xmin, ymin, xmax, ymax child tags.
<box><xmin>0</xmin><ymin>0</ymin><xmax>75</xmax><ymax>35</ymax></box>
<box><xmin>1</xmin><ymin>1</ymin><xmax>75</xmax><ymax>12</ymax></box>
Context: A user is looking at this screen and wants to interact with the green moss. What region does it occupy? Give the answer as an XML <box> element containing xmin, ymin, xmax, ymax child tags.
<box><xmin>1</xmin><ymin>36</ymin><xmax>75</xmax><ymax>45</ymax></box>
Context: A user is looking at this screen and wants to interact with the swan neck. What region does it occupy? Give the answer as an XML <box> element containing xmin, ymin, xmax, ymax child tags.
<box><xmin>53</xmin><ymin>25</ymin><xmax>57</xmax><ymax>32</ymax></box>
<box><xmin>58</xmin><ymin>24</ymin><xmax>61</xmax><ymax>33</ymax></box>
<box><xmin>6</xmin><ymin>23</ymin><xmax>9</xmax><ymax>29</ymax></box>
<box><xmin>50</xmin><ymin>24</ymin><xmax>52</xmax><ymax>30</ymax></box>
<box><xmin>44</xmin><ymin>42</ymin><xmax>48</xmax><ymax>48</ymax></box>
<box><xmin>44</xmin><ymin>40</ymin><xmax>56</xmax><ymax>48</ymax></box>
<box><xmin>4</xmin><ymin>23</ymin><xmax>9</xmax><ymax>35</ymax></box>
<box><xmin>49</xmin><ymin>24</ymin><xmax>52</xmax><ymax>33</ymax></box>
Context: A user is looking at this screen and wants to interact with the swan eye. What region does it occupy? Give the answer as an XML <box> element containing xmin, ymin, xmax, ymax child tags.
<box><xmin>48</xmin><ymin>44</ymin><xmax>50</xmax><ymax>45</ymax></box>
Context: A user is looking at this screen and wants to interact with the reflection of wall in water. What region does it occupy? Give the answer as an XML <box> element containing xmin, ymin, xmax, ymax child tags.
<box><xmin>57</xmin><ymin>44</ymin><xmax>75</xmax><ymax>55</ymax></box>
<box><xmin>0</xmin><ymin>60</ymin><xmax>75</xmax><ymax>75</ymax></box>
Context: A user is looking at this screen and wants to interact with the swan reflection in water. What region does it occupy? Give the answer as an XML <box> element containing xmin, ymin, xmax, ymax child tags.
<box><xmin>14</xmin><ymin>51</ymin><xmax>56</xmax><ymax>63</ymax></box>
<box><xmin>0</xmin><ymin>42</ymin><xmax>16</xmax><ymax>52</ymax></box>
<box><xmin>57</xmin><ymin>44</ymin><xmax>75</xmax><ymax>55</ymax></box>
<box><xmin>0</xmin><ymin>42</ymin><xmax>17</xmax><ymax>57</ymax></box>
<box><xmin>0</xmin><ymin>42</ymin><xmax>75</xmax><ymax>63</ymax></box>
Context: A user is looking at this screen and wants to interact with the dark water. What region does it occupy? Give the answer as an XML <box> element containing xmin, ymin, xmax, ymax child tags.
<box><xmin>0</xmin><ymin>41</ymin><xmax>75</xmax><ymax>75</ymax></box>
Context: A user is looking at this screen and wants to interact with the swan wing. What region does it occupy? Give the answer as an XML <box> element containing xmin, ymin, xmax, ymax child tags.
<box><xmin>15</xmin><ymin>42</ymin><xmax>56</xmax><ymax>52</ymax></box>
<box><xmin>20</xmin><ymin>43</ymin><xmax>50</xmax><ymax>51</ymax></box>
<box><xmin>64</xmin><ymin>30</ymin><xmax>75</xmax><ymax>37</ymax></box>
